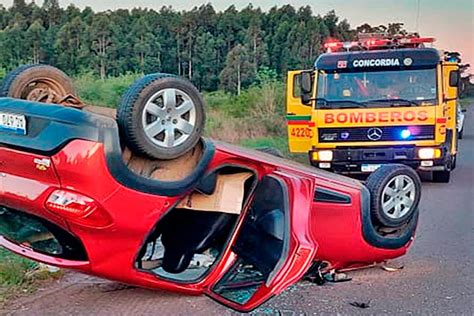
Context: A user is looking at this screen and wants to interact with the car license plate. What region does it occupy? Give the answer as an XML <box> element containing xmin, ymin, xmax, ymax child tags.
<box><xmin>361</xmin><ymin>164</ymin><xmax>381</xmax><ymax>172</ymax></box>
<box><xmin>0</xmin><ymin>112</ymin><xmax>27</xmax><ymax>135</ymax></box>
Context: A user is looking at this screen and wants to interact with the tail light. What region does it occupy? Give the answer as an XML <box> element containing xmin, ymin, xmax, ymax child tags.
<box><xmin>45</xmin><ymin>189</ymin><xmax>113</xmax><ymax>228</ymax></box>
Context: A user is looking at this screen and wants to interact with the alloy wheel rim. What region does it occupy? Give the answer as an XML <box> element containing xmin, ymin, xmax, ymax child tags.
<box><xmin>381</xmin><ymin>175</ymin><xmax>416</xmax><ymax>219</ymax></box>
<box><xmin>142</xmin><ymin>88</ymin><xmax>196</xmax><ymax>148</ymax></box>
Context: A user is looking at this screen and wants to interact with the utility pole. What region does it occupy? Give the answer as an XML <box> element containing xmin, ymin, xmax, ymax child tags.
<box><xmin>415</xmin><ymin>0</ymin><xmax>421</xmax><ymax>32</ymax></box>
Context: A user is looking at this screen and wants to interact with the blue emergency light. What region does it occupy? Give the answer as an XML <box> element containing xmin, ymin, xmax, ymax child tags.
<box><xmin>400</xmin><ymin>129</ymin><xmax>411</xmax><ymax>139</ymax></box>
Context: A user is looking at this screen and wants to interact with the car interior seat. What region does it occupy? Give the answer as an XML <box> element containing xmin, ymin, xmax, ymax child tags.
<box><xmin>159</xmin><ymin>208</ymin><xmax>236</xmax><ymax>274</ymax></box>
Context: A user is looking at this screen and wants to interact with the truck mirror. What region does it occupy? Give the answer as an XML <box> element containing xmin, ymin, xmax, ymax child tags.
<box><xmin>449</xmin><ymin>70</ymin><xmax>459</xmax><ymax>87</ymax></box>
<box><xmin>300</xmin><ymin>72</ymin><xmax>313</xmax><ymax>105</ymax></box>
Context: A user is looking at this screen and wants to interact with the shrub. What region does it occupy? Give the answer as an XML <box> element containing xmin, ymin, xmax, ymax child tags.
<box><xmin>74</xmin><ymin>73</ymin><xmax>140</xmax><ymax>108</ymax></box>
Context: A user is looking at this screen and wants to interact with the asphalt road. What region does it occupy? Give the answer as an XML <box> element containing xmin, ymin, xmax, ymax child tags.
<box><xmin>3</xmin><ymin>109</ymin><xmax>473</xmax><ymax>315</ymax></box>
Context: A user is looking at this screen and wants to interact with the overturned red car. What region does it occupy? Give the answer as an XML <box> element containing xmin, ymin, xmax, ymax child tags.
<box><xmin>0</xmin><ymin>65</ymin><xmax>420</xmax><ymax>311</ymax></box>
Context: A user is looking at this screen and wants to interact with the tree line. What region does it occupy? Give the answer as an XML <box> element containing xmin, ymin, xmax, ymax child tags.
<box><xmin>0</xmin><ymin>0</ymin><xmax>405</xmax><ymax>93</ymax></box>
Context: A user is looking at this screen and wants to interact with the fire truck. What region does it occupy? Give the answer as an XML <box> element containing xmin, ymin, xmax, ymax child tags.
<box><xmin>286</xmin><ymin>33</ymin><xmax>461</xmax><ymax>183</ymax></box>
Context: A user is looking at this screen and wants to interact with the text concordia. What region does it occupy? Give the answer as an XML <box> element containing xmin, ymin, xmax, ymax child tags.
<box><xmin>353</xmin><ymin>58</ymin><xmax>400</xmax><ymax>67</ymax></box>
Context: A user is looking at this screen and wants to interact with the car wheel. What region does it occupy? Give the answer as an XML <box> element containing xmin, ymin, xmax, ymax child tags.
<box><xmin>458</xmin><ymin>127</ymin><xmax>464</xmax><ymax>139</ymax></box>
<box><xmin>365</xmin><ymin>164</ymin><xmax>421</xmax><ymax>228</ymax></box>
<box><xmin>0</xmin><ymin>64</ymin><xmax>76</xmax><ymax>103</ymax></box>
<box><xmin>256</xmin><ymin>147</ymin><xmax>284</xmax><ymax>158</ymax></box>
<box><xmin>432</xmin><ymin>170</ymin><xmax>451</xmax><ymax>183</ymax></box>
<box><xmin>117</xmin><ymin>74</ymin><xmax>205</xmax><ymax>160</ymax></box>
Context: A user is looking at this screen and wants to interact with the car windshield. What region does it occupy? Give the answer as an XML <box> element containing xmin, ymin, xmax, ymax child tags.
<box><xmin>316</xmin><ymin>68</ymin><xmax>437</xmax><ymax>109</ymax></box>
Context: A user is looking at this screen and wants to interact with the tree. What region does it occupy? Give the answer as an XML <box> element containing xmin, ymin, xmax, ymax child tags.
<box><xmin>271</xmin><ymin>21</ymin><xmax>292</xmax><ymax>75</ymax></box>
<box><xmin>387</xmin><ymin>23</ymin><xmax>407</xmax><ymax>35</ymax></box>
<box><xmin>130</xmin><ymin>17</ymin><xmax>161</xmax><ymax>73</ymax></box>
<box><xmin>220</xmin><ymin>44</ymin><xmax>255</xmax><ymax>95</ymax></box>
<box><xmin>3</xmin><ymin>13</ymin><xmax>27</xmax><ymax>68</ymax></box>
<box><xmin>10</xmin><ymin>0</ymin><xmax>29</xmax><ymax>19</ymax></box>
<box><xmin>194</xmin><ymin>31</ymin><xmax>218</xmax><ymax>90</ymax></box>
<box><xmin>246</xmin><ymin>16</ymin><xmax>268</xmax><ymax>70</ymax></box>
<box><xmin>0</xmin><ymin>3</ymin><xmax>368</xmax><ymax>90</ymax></box>
<box><xmin>89</xmin><ymin>14</ymin><xmax>115</xmax><ymax>79</ymax></box>
<box><xmin>26</xmin><ymin>19</ymin><xmax>45</xmax><ymax>64</ymax></box>
<box><xmin>42</xmin><ymin>0</ymin><xmax>62</xmax><ymax>27</ymax></box>
<box><xmin>55</xmin><ymin>17</ymin><xmax>88</xmax><ymax>74</ymax></box>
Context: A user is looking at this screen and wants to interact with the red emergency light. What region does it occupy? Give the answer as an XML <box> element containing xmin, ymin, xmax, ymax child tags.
<box><xmin>323</xmin><ymin>40</ymin><xmax>344</xmax><ymax>52</ymax></box>
<box><xmin>323</xmin><ymin>33</ymin><xmax>436</xmax><ymax>53</ymax></box>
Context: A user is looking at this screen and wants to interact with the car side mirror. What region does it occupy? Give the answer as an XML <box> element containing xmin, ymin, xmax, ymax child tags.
<box><xmin>300</xmin><ymin>72</ymin><xmax>313</xmax><ymax>105</ymax></box>
<box><xmin>449</xmin><ymin>70</ymin><xmax>459</xmax><ymax>87</ymax></box>
<box><xmin>461</xmin><ymin>108</ymin><xmax>467</xmax><ymax>113</ymax></box>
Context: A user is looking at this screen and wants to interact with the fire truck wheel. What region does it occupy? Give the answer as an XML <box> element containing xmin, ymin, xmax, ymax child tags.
<box><xmin>451</xmin><ymin>155</ymin><xmax>457</xmax><ymax>171</ymax></box>
<box><xmin>117</xmin><ymin>73</ymin><xmax>205</xmax><ymax>160</ymax></box>
<box><xmin>0</xmin><ymin>64</ymin><xmax>75</xmax><ymax>103</ymax></box>
<box><xmin>256</xmin><ymin>147</ymin><xmax>285</xmax><ymax>158</ymax></box>
<box><xmin>366</xmin><ymin>164</ymin><xmax>421</xmax><ymax>228</ymax></box>
<box><xmin>432</xmin><ymin>170</ymin><xmax>451</xmax><ymax>183</ymax></box>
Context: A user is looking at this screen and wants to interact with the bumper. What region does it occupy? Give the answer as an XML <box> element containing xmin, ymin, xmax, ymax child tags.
<box><xmin>310</xmin><ymin>146</ymin><xmax>449</xmax><ymax>173</ymax></box>
<box><xmin>0</xmin><ymin>236</ymin><xmax>90</xmax><ymax>270</ymax></box>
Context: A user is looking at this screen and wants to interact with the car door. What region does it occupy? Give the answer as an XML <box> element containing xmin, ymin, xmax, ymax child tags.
<box><xmin>205</xmin><ymin>173</ymin><xmax>317</xmax><ymax>312</ymax></box>
<box><xmin>286</xmin><ymin>70</ymin><xmax>315</xmax><ymax>153</ymax></box>
<box><xmin>442</xmin><ymin>63</ymin><xmax>459</xmax><ymax>154</ymax></box>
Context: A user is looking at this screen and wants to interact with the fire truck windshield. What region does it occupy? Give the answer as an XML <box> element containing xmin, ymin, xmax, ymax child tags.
<box><xmin>316</xmin><ymin>68</ymin><xmax>437</xmax><ymax>109</ymax></box>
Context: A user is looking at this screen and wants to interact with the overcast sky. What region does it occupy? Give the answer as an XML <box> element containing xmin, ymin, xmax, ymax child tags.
<box><xmin>1</xmin><ymin>0</ymin><xmax>473</xmax><ymax>68</ymax></box>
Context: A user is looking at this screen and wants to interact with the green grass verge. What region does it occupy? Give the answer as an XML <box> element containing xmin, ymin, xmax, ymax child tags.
<box><xmin>0</xmin><ymin>248</ymin><xmax>61</xmax><ymax>306</ymax></box>
<box><xmin>240</xmin><ymin>136</ymin><xmax>309</xmax><ymax>164</ymax></box>
<box><xmin>0</xmin><ymin>248</ymin><xmax>37</xmax><ymax>304</ymax></box>
<box><xmin>74</xmin><ymin>73</ymin><xmax>140</xmax><ymax>108</ymax></box>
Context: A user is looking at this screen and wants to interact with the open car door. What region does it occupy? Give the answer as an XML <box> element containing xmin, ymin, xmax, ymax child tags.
<box><xmin>286</xmin><ymin>70</ymin><xmax>315</xmax><ymax>153</ymax></box>
<box><xmin>442</xmin><ymin>63</ymin><xmax>460</xmax><ymax>155</ymax></box>
<box><xmin>206</xmin><ymin>174</ymin><xmax>317</xmax><ymax>312</ymax></box>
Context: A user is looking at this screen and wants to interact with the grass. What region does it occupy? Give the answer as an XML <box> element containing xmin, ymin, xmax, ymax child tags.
<box><xmin>240</xmin><ymin>136</ymin><xmax>308</xmax><ymax>164</ymax></box>
<box><xmin>0</xmin><ymin>249</ymin><xmax>36</xmax><ymax>285</ymax></box>
<box><xmin>0</xmin><ymin>248</ymin><xmax>37</xmax><ymax>304</ymax></box>
<box><xmin>0</xmin><ymin>248</ymin><xmax>62</xmax><ymax>306</ymax></box>
<box><xmin>74</xmin><ymin>73</ymin><xmax>141</xmax><ymax>108</ymax></box>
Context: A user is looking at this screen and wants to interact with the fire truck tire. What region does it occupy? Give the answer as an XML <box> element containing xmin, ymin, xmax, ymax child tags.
<box><xmin>366</xmin><ymin>164</ymin><xmax>421</xmax><ymax>228</ymax></box>
<box><xmin>117</xmin><ymin>73</ymin><xmax>205</xmax><ymax>160</ymax></box>
<box><xmin>0</xmin><ymin>64</ymin><xmax>75</xmax><ymax>102</ymax></box>
<box><xmin>451</xmin><ymin>155</ymin><xmax>457</xmax><ymax>171</ymax></box>
<box><xmin>256</xmin><ymin>147</ymin><xmax>285</xmax><ymax>158</ymax></box>
<box><xmin>432</xmin><ymin>170</ymin><xmax>451</xmax><ymax>183</ymax></box>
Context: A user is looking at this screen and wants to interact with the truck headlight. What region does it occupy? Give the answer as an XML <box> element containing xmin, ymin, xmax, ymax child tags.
<box><xmin>418</xmin><ymin>148</ymin><xmax>442</xmax><ymax>159</ymax></box>
<box><xmin>317</xmin><ymin>150</ymin><xmax>334</xmax><ymax>162</ymax></box>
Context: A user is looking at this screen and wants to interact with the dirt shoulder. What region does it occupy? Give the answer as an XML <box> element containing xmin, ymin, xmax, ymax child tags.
<box><xmin>2</xmin><ymin>272</ymin><xmax>228</xmax><ymax>316</ymax></box>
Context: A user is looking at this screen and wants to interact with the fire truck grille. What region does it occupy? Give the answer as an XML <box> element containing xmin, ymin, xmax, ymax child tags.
<box><xmin>318</xmin><ymin>125</ymin><xmax>436</xmax><ymax>142</ymax></box>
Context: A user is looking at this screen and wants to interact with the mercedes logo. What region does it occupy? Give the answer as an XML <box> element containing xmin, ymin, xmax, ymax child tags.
<box><xmin>367</xmin><ymin>128</ymin><xmax>383</xmax><ymax>141</ymax></box>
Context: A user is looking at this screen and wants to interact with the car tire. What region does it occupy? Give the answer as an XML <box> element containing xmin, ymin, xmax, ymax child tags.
<box><xmin>0</xmin><ymin>64</ymin><xmax>75</xmax><ymax>102</ymax></box>
<box><xmin>256</xmin><ymin>147</ymin><xmax>284</xmax><ymax>158</ymax></box>
<box><xmin>117</xmin><ymin>74</ymin><xmax>205</xmax><ymax>160</ymax></box>
<box><xmin>458</xmin><ymin>127</ymin><xmax>464</xmax><ymax>139</ymax></box>
<box><xmin>432</xmin><ymin>170</ymin><xmax>451</xmax><ymax>183</ymax></box>
<box><xmin>365</xmin><ymin>164</ymin><xmax>421</xmax><ymax>228</ymax></box>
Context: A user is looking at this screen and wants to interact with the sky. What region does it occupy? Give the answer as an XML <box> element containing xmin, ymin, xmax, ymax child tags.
<box><xmin>1</xmin><ymin>0</ymin><xmax>473</xmax><ymax>69</ymax></box>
